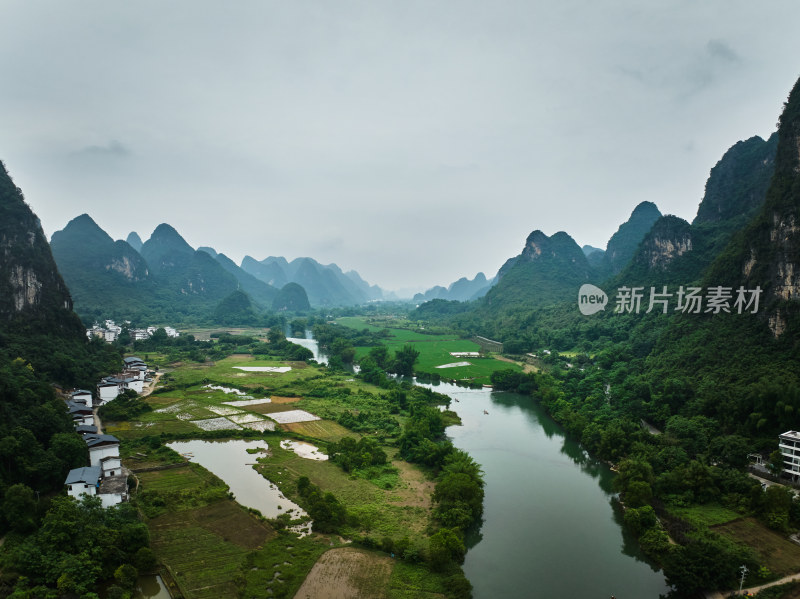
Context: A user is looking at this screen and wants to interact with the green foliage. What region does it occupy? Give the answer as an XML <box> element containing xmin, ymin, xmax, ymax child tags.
<box><xmin>391</xmin><ymin>344</ymin><xmax>420</xmax><ymax>377</ymax></box>
<box><xmin>428</xmin><ymin>528</ymin><xmax>466</xmax><ymax>572</ymax></box>
<box><xmin>328</xmin><ymin>437</ymin><xmax>388</xmax><ymax>473</ymax></box>
<box><xmin>4</xmin><ymin>496</ymin><xmax>149</xmax><ymax>595</ymax></box>
<box><xmin>296</xmin><ymin>476</ymin><xmax>347</xmax><ymax>533</ymax></box>
<box><xmin>663</xmin><ymin>534</ymin><xmax>757</xmax><ymax>595</ymax></box>
<box><xmin>213</xmin><ymin>289</ymin><xmax>259</xmax><ymax>325</ymax></box>
<box><xmin>98</xmin><ymin>389</ymin><xmax>152</xmax><ymax>421</ymax></box>
<box><xmin>433</xmin><ymin>451</ymin><xmax>484</xmax><ymax>530</ymax></box>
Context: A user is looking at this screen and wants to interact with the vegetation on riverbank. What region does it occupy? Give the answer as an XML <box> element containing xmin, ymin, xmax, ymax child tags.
<box><xmin>106</xmin><ymin>326</ymin><xmax>476</xmax><ymax>598</ymax></box>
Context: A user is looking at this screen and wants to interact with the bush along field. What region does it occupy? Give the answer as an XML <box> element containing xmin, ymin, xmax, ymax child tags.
<box><xmin>105</xmin><ymin>327</ymin><xmax>479</xmax><ymax>598</ymax></box>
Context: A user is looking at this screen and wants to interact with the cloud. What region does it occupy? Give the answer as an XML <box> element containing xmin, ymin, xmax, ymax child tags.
<box><xmin>73</xmin><ymin>140</ymin><xmax>131</xmax><ymax>158</ymax></box>
<box><xmin>706</xmin><ymin>40</ymin><xmax>740</xmax><ymax>63</ymax></box>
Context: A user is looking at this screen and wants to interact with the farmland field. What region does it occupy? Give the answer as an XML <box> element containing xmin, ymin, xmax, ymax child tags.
<box><xmin>294</xmin><ymin>547</ymin><xmax>394</xmax><ymax>599</ymax></box>
<box><xmin>255</xmin><ymin>441</ymin><xmax>434</xmax><ymax>541</ymax></box>
<box><xmin>713</xmin><ymin>518</ymin><xmax>800</xmax><ymax>577</ymax></box>
<box><xmin>341</xmin><ymin>317</ymin><xmax>521</xmax><ymax>384</ymax></box>
<box><xmin>114</xmin><ymin>342</ymin><xmax>464</xmax><ymax>599</ymax></box>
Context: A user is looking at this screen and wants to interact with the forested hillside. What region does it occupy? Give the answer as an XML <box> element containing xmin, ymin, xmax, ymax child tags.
<box><xmin>411</xmin><ymin>75</ymin><xmax>800</xmax><ymax>596</ymax></box>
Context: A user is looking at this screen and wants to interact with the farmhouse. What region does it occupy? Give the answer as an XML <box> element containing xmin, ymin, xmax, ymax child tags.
<box><xmin>65</xmin><ymin>466</ymin><xmax>101</xmax><ymax>501</ymax></box>
<box><xmin>67</xmin><ymin>401</ymin><xmax>95</xmax><ymax>427</ymax></box>
<box><xmin>85</xmin><ymin>434</ymin><xmax>121</xmax><ymax>468</ymax></box>
<box><xmin>87</xmin><ymin>320</ymin><xmax>179</xmax><ymax>343</ymax></box>
<box><xmin>69</xmin><ymin>389</ymin><xmax>93</xmax><ymax>406</ymax></box>
<box><xmin>97</xmin><ymin>379</ymin><xmax>122</xmax><ymax>403</ymax></box>
<box><xmin>75</xmin><ymin>424</ymin><xmax>98</xmax><ymax>436</ymax></box>
<box><xmin>64</xmin><ymin>464</ymin><xmax>128</xmax><ymax>508</ymax></box>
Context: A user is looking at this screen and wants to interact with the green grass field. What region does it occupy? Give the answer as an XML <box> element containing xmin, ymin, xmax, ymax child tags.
<box><xmin>341</xmin><ymin>317</ymin><xmax>520</xmax><ymax>385</ymax></box>
<box><xmin>667</xmin><ymin>503</ymin><xmax>743</xmax><ymax>528</ymax></box>
<box><xmin>255</xmin><ymin>441</ymin><xmax>434</xmax><ymax>543</ymax></box>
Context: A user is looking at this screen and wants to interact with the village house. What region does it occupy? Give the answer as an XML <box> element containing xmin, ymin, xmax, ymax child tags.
<box><xmin>67</xmin><ymin>401</ymin><xmax>95</xmax><ymax>427</ymax></box>
<box><xmin>97</xmin><ymin>379</ymin><xmax>122</xmax><ymax>404</ymax></box>
<box><xmin>86</xmin><ymin>320</ymin><xmax>179</xmax><ymax>343</ymax></box>
<box><xmin>85</xmin><ymin>433</ymin><xmax>121</xmax><ymax>468</ymax></box>
<box><xmin>65</xmin><ymin>466</ymin><xmax>101</xmax><ymax>501</ymax></box>
<box><xmin>64</xmin><ymin>464</ymin><xmax>128</xmax><ymax>508</ymax></box>
<box><xmin>69</xmin><ymin>389</ymin><xmax>93</xmax><ymax>407</ymax></box>
<box><xmin>75</xmin><ymin>424</ymin><xmax>98</xmax><ymax>436</ymax></box>
<box><xmin>61</xmin><ymin>382</ymin><xmax>129</xmax><ymax>509</ymax></box>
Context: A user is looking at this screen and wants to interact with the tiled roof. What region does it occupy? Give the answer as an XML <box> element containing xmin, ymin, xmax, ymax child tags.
<box><xmin>65</xmin><ymin>466</ymin><xmax>101</xmax><ymax>486</ymax></box>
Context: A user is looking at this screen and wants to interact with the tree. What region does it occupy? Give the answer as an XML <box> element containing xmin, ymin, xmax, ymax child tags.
<box><xmin>708</xmin><ymin>435</ymin><xmax>751</xmax><ymax>469</ymax></box>
<box><xmin>392</xmin><ymin>345</ymin><xmax>420</xmax><ymax>377</ymax></box>
<box><xmin>428</xmin><ymin>528</ymin><xmax>466</xmax><ymax>571</ymax></box>
<box><xmin>2</xmin><ymin>483</ymin><xmax>37</xmax><ymax>532</ymax></box>
<box><xmin>368</xmin><ymin>345</ymin><xmax>391</xmax><ymax>370</ymax></box>
<box><xmin>114</xmin><ymin>563</ymin><xmax>138</xmax><ymax>590</ymax></box>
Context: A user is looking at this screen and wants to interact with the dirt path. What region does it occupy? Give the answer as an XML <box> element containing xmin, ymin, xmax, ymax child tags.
<box><xmin>740</xmin><ymin>572</ymin><xmax>800</xmax><ymax>595</ymax></box>
<box><xmin>494</xmin><ymin>355</ymin><xmax>538</xmax><ymax>373</ymax></box>
<box><xmin>703</xmin><ymin>572</ymin><xmax>800</xmax><ymax>598</ymax></box>
<box><xmin>93</xmin><ymin>407</ymin><xmax>104</xmax><ymax>434</ymax></box>
<box><xmin>141</xmin><ymin>371</ymin><xmax>164</xmax><ymax>397</ymax></box>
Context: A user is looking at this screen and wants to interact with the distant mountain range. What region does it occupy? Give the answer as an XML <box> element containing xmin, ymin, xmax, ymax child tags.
<box><xmin>49</xmin><ymin>216</ymin><xmax>386</xmax><ymax>323</ymax></box>
<box><xmin>240</xmin><ymin>255</ymin><xmax>383</xmax><ymax>307</ymax></box>
<box><xmin>415</xmin><ymin>127</ymin><xmax>781</xmax><ymax>328</ymax></box>
<box><xmin>413</xmin><ymin>272</ymin><xmax>495</xmax><ymax>303</ymax></box>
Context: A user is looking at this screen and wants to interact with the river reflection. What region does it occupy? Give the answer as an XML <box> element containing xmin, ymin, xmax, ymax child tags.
<box><xmin>286</xmin><ymin>330</ymin><xmax>329</xmax><ymax>365</ymax></box>
<box><xmin>415</xmin><ymin>379</ymin><xmax>670</xmax><ymax>598</ymax></box>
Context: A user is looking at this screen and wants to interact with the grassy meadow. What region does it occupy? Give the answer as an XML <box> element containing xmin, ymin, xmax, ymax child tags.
<box><xmin>339</xmin><ymin>316</ymin><xmax>521</xmax><ymax>385</ymax></box>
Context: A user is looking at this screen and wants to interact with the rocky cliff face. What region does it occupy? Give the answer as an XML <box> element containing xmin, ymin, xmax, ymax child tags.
<box><xmin>704</xmin><ymin>78</ymin><xmax>800</xmax><ymax>337</ymax></box>
<box><xmin>636</xmin><ymin>216</ymin><xmax>693</xmax><ymax>270</ymax></box>
<box><xmin>0</xmin><ymin>161</ymin><xmax>82</xmax><ymax>335</ymax></box>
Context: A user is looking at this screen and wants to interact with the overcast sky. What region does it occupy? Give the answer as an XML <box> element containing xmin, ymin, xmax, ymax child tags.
<box><xmin>1</xmin><ymin>1</ymin><xmax>799</xmax><ymax>293</ymax></box>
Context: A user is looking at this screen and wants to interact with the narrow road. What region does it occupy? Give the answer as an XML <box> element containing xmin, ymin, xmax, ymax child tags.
<box><xmin>740</xmin><ymin>572</ymin><xmax>800</xmax><ymax>595</ymax></box>
<box><xmin>141</xmin><ymin>371</ymin><xmax>163</xmax><ymax>397</ymax></box>
<box><xmin>704</xmin><ymin>572</ymin><xmax>800</xmax><ymax>598</ymax></box>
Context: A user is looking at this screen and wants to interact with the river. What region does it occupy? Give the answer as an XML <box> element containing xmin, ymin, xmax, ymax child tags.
<box><xmin>287</xmin><ymin>331</ymin><xmax>328</xmax><ymax>365</ymax></box>
<box><xmin>417</xmin><ymin>380</ymin><xmax>670</xmax><ymax>598</ymax></box>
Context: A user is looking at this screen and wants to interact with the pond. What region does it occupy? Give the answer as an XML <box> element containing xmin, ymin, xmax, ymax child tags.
<box><xmin>416</xmin><ymin>380</ymin><xmax>670</xmax><ymax>598</ymax></box>
<box><xmin>166</xmin><ymin>439</ymin><xmax>309</xmax><ymax>530</ymax></box>
<box><xmin>132</xmin><ymin>575</ymin><xmax>170</xmax><ymax>599</ymax></box>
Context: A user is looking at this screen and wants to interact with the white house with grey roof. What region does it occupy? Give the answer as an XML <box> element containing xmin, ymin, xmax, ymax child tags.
<box><xmin>85</xmin><ymin>434</ymin><xmax>120</xmax><ymax>468</ymax></box>
<box><xmin>64</xmin><ymin>465</ymin><xmax>126</xmax><ymax>508</ymax></box>
<box><xmin>65</xmin><ymin>466</ymin><xmax>101</xmax><ymax>501</ymax></box>
<box><xmin>70</xmin><ymin>390</ymin><xmax>93</xmax><ymax>407</ymax></box>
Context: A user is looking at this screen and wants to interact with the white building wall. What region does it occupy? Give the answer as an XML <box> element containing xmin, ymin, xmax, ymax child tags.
<box><xmin>102</xmin><ymin>457</ymin><xmax>122</xmax><ymax>477</ymax></box>
<box><xmin>89</xmin><ymin>444</ymin><xmax>120</xmax><ymax>468</ymax></box>
<box><xmin>100</xmin><ymin>493</ymin><xmax>124</xmax><ymax>508</ymax></box>
<box><xmin>75</xmin><ymin>414</ymin><xmax>95</xmax><ymax>427</ymax></box>
<box><xmin>71</xmin><ymin>393</ymin><xmax>92</xmax><ymax>406</ymax></box>
<box><xmin>98</xmin><ymin>385</ymin><xmax>121</xmax><ymax>403</ymax></box>
<box><xmin>67</xmin><ymin>483</ymin><xmax>97</xmax><ymax>500</ymax></box>
<box><xmin>124</xmin><ymin>379</ymin><xmax>144</xmax><ymax>394</ymax></box>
